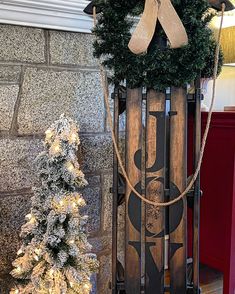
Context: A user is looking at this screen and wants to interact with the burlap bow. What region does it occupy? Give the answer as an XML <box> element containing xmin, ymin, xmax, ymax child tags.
<box><xmin>128</xmin><ymin>0</ymin><xmax>188</xmax><ymax>54</ymax></box>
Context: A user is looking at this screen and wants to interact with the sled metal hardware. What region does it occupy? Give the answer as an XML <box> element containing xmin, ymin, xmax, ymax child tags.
<box><xmin>164</xmin><ymin>189</ymin><xmax>202</xmax><ymax>198</ymax></box>
<box><xmin>115</xmin><ymin>282</ymin><xmax>146</xmax><ymax>292</ymax></box>
<box><xmin>85</xmin><ymin>0</ymin><xmax>235</xmax><ymax>15</ymax></box>
<box><xmin>209</xmin><ymin>0</ymin><xmax>234</xmax><ymax>11</ymax></box>
<box><xmin>84</xmin><ymin>1</ymin><xmax>235</xmax><ymax>16</ymax></box>
<box><xmin>168</xmin><ymin>111</ymin><xmax>177</xmax><ymax>116</ymax></box>
<box><xmin>110</xmin><ymin>186</ymin><xmax>203</xmax><ymax>203</ymax></box>
<box><xmin>113</xmin><ymin>282</ymin><xmax>201</xmax><ymax>293</ymax></box>
<box><xmin>83</xmin><ymin>1</ymin><xmax>102</xmax><ymax>15</ymax></box>
<box><xmin>111</xmin><ymin>91</ymin><xmax>204</xmax><ymax>102</ymax></box>
<box><xmin>110</xmin><ymin>186</ymin><xmax>125</xmax><ymax>195</ymax></box>
<box><xmin>187</xmin><ymin>286</ymin><xmax>202</xmax><ymax>294</ymax></box>
<box><xmin>110</xmin><ymin>187</ymin><xmax>203</xmax><ymax>198</ymax></box>
<box><xmin>195</xmin><ymin>88</ymin><xmax>203</xmax><ymax>101</ymax></box>
<box><xmin>109</xmin><ymin>281</ymin><xmax>125</xmax><ymax>290</ymax></box>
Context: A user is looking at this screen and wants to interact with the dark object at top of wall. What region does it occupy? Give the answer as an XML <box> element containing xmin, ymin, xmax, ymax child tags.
<box><xmin>209</xmin><ymin>0</ymin><xmax>234</xmax><ymax>11</ymax></box>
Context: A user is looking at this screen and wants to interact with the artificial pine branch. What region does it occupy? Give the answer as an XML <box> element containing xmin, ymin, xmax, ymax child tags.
<box><xmin>93</xmin><ymin>0</ymin><xmax>223</xmax><ymax>91</ymax></box>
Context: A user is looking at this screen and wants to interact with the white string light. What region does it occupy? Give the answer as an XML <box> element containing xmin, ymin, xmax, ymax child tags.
<box><xmin>83</xmin><ymin>282</ymin><xmax>91</xmax><ymax>292</ymax></box>
<box><xmin>77</xmin><ymin>198</ymin><xmax>84</xmax><ymax>206</ymax></box>
<box><xmin>45</xmin><ymin>129</ymin><xmax>53</xmax><ymax>139</ymax></box>
<box><xmin>15</xmin><ymin>266</ymin><xmax>22</xmax><ymax>274</ymax></box>
<box><xmin>34</xmin><ymin>248</ymin><xmax>42</xmax><ymax>255</ymax></box>
<box><xmin>67</xmin><ymin>162</ymin><xmax>74</xmax><ymax>172</ymax></box>
<box><xmin>34</xmin><ymin>255</ymin><xmax>39</xmax><ymax>261</ymax></box>
<box><xmin>17</xmin><ymin>249</ymin><xmax>23</xmax><ymax>255</ymax></box>
<box><xmin>69</xmin><ymin>239</ymin><xmax>75</xmax><ymax>245</ymax></box>
<box><xmin>69</xmin><ymin>132</ymin><xmax>78</xmax><ymax>143</ymax></box>
<box><xmin>25</xmin><ymin>213</ymin><xmax>32</xmax><ymax>220</ymax></box>
<box><xmin>53</xmin><ymin>144</ymin><xmax>60</xmax><ymax>152</ymax></box>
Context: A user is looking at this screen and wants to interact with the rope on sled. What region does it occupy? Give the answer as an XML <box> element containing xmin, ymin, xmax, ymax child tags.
<box><xmin>94</xmin><ymin>3</ymin><xmax>225</xmax><ymax>207</ymax></box>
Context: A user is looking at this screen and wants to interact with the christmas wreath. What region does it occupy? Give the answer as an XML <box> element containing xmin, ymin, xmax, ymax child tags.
<box><xmin>93</xmin><ymin>0</ymin><xmax>223</xmax><ymax>91</ymax></box>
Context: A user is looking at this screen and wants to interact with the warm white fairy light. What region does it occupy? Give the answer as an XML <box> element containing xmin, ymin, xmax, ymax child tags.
<box><xmin>69</xmin><ymin>239</ymin><xmax>75</xmax><ymax>245</ymax></box>
<box><xmin>77</xmin><ymin>198</ymin><xmax>85</xmax><ymax>206</ymax></box>
<box><xmin>34</xmin><ymin>255</ymin><xmax>39</xmax><ymax>261</ymax></box>
<box><xmin>25</xmin><ymin>213</ymin><xmax>36</xmax><ymax>224</ymax></box>
<box><xmin>17</xmin><ymin>249</ymin><xmax>23</xmax><ymax>255</ymax></box>
<box><xmin>15</xmin><ymin>266</ymin><xmax>22</xmax><ymax>274</ymax></box>
<box><xmin>34</xmin><ymin>248</ymin><xmax>41</xmax><ymax>255</ymax></box>
<box><xmin>14</xmin><ymin>289</ymin><xmax>19</xmax><ymax>294</ymax></box>
<box><xmin>30</xmin><ymin>217</ymin><xmax>36</xmax><ymax>225</ymax></box>
<box><xmin>45</xmin><ymin>129</ymin><xmax>53</xmax><ymax>139</ymax></box>
<box><xmin>72</xmin><ymin>202</ymin><xmax>76</xmax><ymax>208</ymax></box>
<box><xmin>59</xmin><ymin>200</ymin><xmax>64</xmax><ymax>206</ymax></box>
<box><xmin>29</xmin><ymin>217</ymin><xmax>36</xmax><ymax>224</ymax></box>
<box><xmin>67</xmin><ymin>162</ymin><xmax>74</xmax><ymax>172</ymax></box>
<box><xmin>49</xmin><ymin>269</ymin><xmax>54</xmax><ymax>277</ymax></box>
<box><xmin>69</xmin><ymin>132</ymin><xmax>78</xmax><ymax>143</ymax></box>
<box><xmin>83</xmin><ymin>282</ymin><xmax>91</xmax><ymax>292</ymax></box>
<box><xmin>25</xmin><ymin>213</ymin><xmax>32</xmax><ymax>220</ymax></box>
<box><xmin>50</xmin><ymin>139</ymin><xmax>61</xmax><ymax>155</ymax></box>
<box><xmin>53</xmin><ymin>144</ymin><xmax>60</xmax><ymax>152</ymax></box>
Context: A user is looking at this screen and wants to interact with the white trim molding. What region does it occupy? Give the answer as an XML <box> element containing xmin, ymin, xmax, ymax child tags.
<box><xmin>0</xmin><ymin>0</ymin><xmax>94</xmax><ymax>33</ymax></box>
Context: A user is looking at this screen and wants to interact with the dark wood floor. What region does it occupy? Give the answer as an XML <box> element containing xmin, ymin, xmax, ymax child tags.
<box><xmin>0</xmin><ymin>265</ymin><xmax>223</xmax><ymax>293</ymax></box>
<box><xmin>200</xmin><ymin>264</ymin><xmax>223</xmax><ymax>294</ymax></box>
<box><xmin>164</xmin><ymin>264</ymin><xmax>223</xmax><ymax>294</ymax></box>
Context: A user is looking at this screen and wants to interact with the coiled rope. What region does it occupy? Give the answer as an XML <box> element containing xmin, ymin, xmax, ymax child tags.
<box><xmin>94</xmin><ymin>2</ymin><xmax>225</xmax><ymax>207</ymax></box>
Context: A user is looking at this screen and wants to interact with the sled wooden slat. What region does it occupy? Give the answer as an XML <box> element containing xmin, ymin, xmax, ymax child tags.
<box><xmin>145</xmin><ymin>90</ymin><xmax>166</xmax><ymax>293</ymax></box>
<box><xmin>125</xmin><ymin>88</ymin><xmax>142</xmax><ymax>294</ymax></box>
<box><xmin>169</xmin><ymin>87</ymin><xmax>187</xmax><ymax>294</ymax></box>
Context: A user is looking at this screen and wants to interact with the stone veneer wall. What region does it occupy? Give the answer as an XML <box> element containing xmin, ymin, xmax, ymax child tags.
<box><xmin>0</xmin><ymin>24</ymin><xmax>124</xmax><ymax>293</ymax></box>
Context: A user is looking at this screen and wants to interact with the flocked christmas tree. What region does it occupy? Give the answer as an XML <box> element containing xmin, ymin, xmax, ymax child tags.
<box><xmin>10</xmin><ymin>115</ymin><xmax>99</xmax><ymax>294</ymax></box>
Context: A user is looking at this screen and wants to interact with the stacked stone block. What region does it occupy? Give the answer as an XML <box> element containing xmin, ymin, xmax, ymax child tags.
<box><xmin>0</xmin><ymin>24</ymin><xmax>124</xmax><ymax>293</ymax></box>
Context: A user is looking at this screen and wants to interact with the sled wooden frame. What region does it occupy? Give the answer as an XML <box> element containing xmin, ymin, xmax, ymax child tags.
<box><xmin>82</xmin><ymin>1</ymin><xmax>234</xmax><ymax>293</ymax></box>
<box><xmin>110</xmin><ymin>83</ymin><xmax>202</xmax><ymax>294</ymax></box>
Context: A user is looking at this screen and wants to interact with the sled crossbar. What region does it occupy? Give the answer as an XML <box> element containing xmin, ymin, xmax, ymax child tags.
<box><xmin>111</xmin><ymin>91</ymin><xmax>203</xmax><ymax>102</ymax></box>
<box><xmin>115</xmin><ymin>282</ymin><xmax>200</xmax><ymax>293</ymax></box>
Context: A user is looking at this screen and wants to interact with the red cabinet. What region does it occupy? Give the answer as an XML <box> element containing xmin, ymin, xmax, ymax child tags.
<box><xmin>189</xmin><ymin>112</ymin><xmax>235</xmax><ymax>294</ymax></box>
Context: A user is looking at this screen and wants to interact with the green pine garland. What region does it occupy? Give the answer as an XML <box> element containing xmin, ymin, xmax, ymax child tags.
<box><xmin>93</xmin><ymin>0</ymin><xmax>223</xmax><ymax>91</ymax></box>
